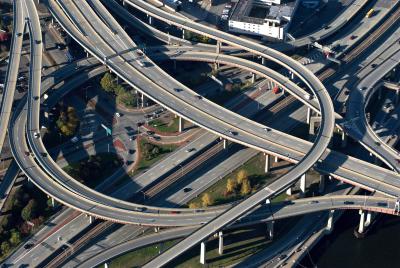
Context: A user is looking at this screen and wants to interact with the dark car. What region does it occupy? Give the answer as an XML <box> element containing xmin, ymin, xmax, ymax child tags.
<box><xmin>229</xmin><ymin>131</ymin><xmax>238</xmax><ymax>136</ymax></box>
<box><xmin>183</xmin><ymin>187</ymin><xmax>192</xmax><ymax>193</ymax></box>
<box><xmin>24</xmin><ymin>243</ymin><xmax>34</xmax><ymax>250</ymax></box>
<box><xmin>41</xmin><ymin>152</ymin><xmax>47</xmax><ymax>157</ymax></box>
<box><xmin>344</xmin><ymin>201</ymin><xmax>354</xmax><ymax>205</ymax></box>
<box><xmin>146</xmin><ymin>130</ymin><xmax>155</xmax><ymax>135</ymax></box>
<box><xmin>371</xmin><ymin>63</ymin><xmax>378</xmax><ymax>68</ymax></box>
<box><xmin>25</xmin><ymin>151</ymin><xmax>30</xmax><ymax>156</ymax></box>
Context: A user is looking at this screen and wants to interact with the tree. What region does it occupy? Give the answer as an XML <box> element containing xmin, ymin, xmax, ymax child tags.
<box><xmin>241</xmin><ymin>178</ymin><xmax>251</xmax><ymax>195</ymax></box>
<box><xmin>201</xmin><ymin>193</ymin><xmax>213</xmax><ymax>207</ymax></box>
<box><xmin>236</xmin><ymin>169</ymin><xmax>248</xmax><ymax>185</ymax></box>
<box><xmin>1</xmin><ymin>241</ymin><xmax>10</xmax><ymax>255</ymax></box>
<box><xmin>21</xmin><ymin>199</ymin><xmax>37</xmax><ymax>222</ymax></box>
<box><xmin>226</xmin><ymin>178</ymin><xmax>236</xmax><ymax>194</ymax></box>
<box><xmin>189</xmin><ymin>202</ymin><xmax>199</xmax><ymax>209</ymax></box>
<box><xmin>100</xmin><ymin>73</ymin><xmax>115</xmax><ymax>92</ymax></box>
<box><xmin>9</xmin><ymin>229</ymin><xmax>21</xmax><ymax>246</ymax></box>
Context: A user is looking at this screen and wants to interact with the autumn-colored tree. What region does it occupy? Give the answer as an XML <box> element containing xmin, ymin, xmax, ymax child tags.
<box><xmin>226</xmin><ymin>178</ymin><xmax>236</xmax><ymax>194</ymax></box>
<box><xmin>201</xmin><ymin>193</ymin><xmax>213</xmax><ymax>207</ymax></box>
<box><xmin>189</xmin><ymin>202</ymin><xmax>199</xmax><ymax>209</ymax></box>
<box><xmin>241</xmin><ymin>178</ymin><xmax>251</xmax><ymax>195</ymax></box>
<box><xmin>236</xmin><ymin>169</ymin><xmax>248</xmax><ymax>185</ymax></box>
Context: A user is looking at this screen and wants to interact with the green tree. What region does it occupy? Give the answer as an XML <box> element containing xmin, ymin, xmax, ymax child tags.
<box><xmin>1</xmin><ymin>241</ymin><xmax>10</xmax><ymax>255</ymax></box>
<box><xmin>236</xmin><ymin>169</ymin><xmax>248</xmax><ymax>185</ymax></box>
<box><xmin>114</xmin><ymin>84</ymin><xmax>126</xmax><ymax>96</ymax></box>
<box><xmin>226</xmin><ymin>178</ymin><xmax>236</xmax><ymax>194</ymax></box>
<box><xmin>117</xmin><ymin>91</ymin><xmax>136</xmax><ymax>107</ymax></box>
<box><xmin>21</xmin><ymin>199</ymin><xmax>37</xmax><ymax>222</ymax></box>
<box><xmin>100</xmin><ymin>73</ymin><xmax>116</xmax><ymax>92</ymax></box>
<box><xmin>9</xmin><ymin>229</ymin><xmax>21</xmax><ymax>246</ymax></box>
<box><xmin>201</xmin><ymin>193</ymin><xmax>213</xmax><ymax>207</ymax></box>
<box><xmin>241</xmin><ymin>178</ymin><xmax>251</xmax><ymax>195</ymax></box>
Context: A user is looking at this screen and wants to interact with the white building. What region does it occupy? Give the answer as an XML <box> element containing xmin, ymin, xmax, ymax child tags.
<box><xmin>228</xmin><ymin>0</ymin><xmax>299</xmax><ymax>41</ymax></box>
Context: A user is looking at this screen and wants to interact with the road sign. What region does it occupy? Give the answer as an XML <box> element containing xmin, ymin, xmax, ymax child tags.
<box><xmin>101</xmin><ymin>124</ymin><xmax>112</xmax><ymax>136</ymax></box>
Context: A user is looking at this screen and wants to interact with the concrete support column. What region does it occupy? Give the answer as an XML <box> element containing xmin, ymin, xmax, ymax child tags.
<box><xmin>341</xmin><ymin>131</ymin><xmax>347</xmax><ymax>148</ymax></box>
<box><xmin>200</xmin><ymin>241</ymin><xmax>206</xmax><ymax>265</ymax></box>
<box><xmin>148</xmin><ymin>15</ymin><xmax>153</xmax><ymax>25</ymax></box>
<box><xmin>264</xmin><ymin>153</ymin><xmax>270</xmax><ymax>173</ymax></box>
<box><xmin>154</xmin><ymin>227</ymin><xmax>160</xmax><ymax>233</ymax></box>
<box><xmin>274</xmin><ymin>156</ymin><xmax>279</xmax><ymax>163</ymax></box>
<box><xmin>326</xmin><ymin>209</ymin><xmax>334</xmax><ymax>232</ymax></box>
<box><xmin>104</xmin><ymin>263</ymin><xmax>108</xmax><ymax>268</ymax></box>
<box><xmin>223</xmin><ymin>139</ymin><xmax>227</xmax><ymax>149</ymax></box>
<box><xmin>251</xmin><ymin>73</ymin><xmax>256</xmax><ymax>83</ymax></box>
<box><xmin>306</xmin><ymin>107</ymin><xmax>311</xmax><ymax>124</ymax></box>
<box><xmin>267</xmin><ymin>221</ymin><xmax>274</xmax><ymax>240</ymax></box>
<box><xmin>51</xmin><ymin>197</ymin><xmax>55</xmax><ymax>207</ymax></box>
<box><xmin>182</xmin><ymin>29</ymin><xmax>185</xmax><ymax>40</ymax></box>
<box><xmin>286</xmin><ymin>187</ymin><xmax>292</xmax><ymax>196</ymax></box>
<box><xmin>396</xmin><ymin>89</ymin><xmax>399</xmax><ymax>104</ymax></box>
<box><xmin>218</xmin><ymin>231</ymin><xmax>224</xmax><ymax>255</ymax></box>
<box><xmin>89</xmin><ymin>215</ymin><xmax>94</xmax><ymax>224</ymax></box>
<box><xmin>300</xmin><ymin>173</ymin><xmax>306</xmax><ymax>194</ymax></box>
<box><xmin>261</xmin><ymin>57</ymin><xmax>266</xmax><ymax>65</ymax></box>
<box><xmin>123</xmin><ymin>0</ymin><xmax>126</xmax><ymax>6</ymax></box>
<box><xmin>42</xmin><ymin>32</ymin><xmax>46</xmax><ymax>52</ymax></box>
<box><xmin>365</xmin><ymin>211</ymin><xmax>372</xmax><ymax>227</ymax></box>
<box><xmin>141</xmin><ymin>93</ymin><xmax>144</xmax><ymax>108</ymax></box>
<box><xmin>86</xmin><ymin>51</ymin><xmax>89</xmax><ymax>58</ymax></box>
<box><xmin>178</xmin><ymin>117</ymin><xmax>184</xmax><ymax>132</ymax></box>
<box><xmin>319</xmin><ymin>175</ymin><xmax>326</xmax><ymax>193</ymax></box>
<box><xmin>216</xmin><ymin>40</ymin><xmax>221</xmax><ymax>54</ymax></box>
<box><xmin>358</xmin><ymin>210</ymin><xmax>365</xmax><ymax>234</ymax></box>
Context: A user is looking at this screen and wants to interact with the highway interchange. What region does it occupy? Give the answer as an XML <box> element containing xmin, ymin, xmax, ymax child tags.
<box><xmin>1</xmin><ymin>0</ymin><xmax>400</xmax><ymax>266</ymax></box>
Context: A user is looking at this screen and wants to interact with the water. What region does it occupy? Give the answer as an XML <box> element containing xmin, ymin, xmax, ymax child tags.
<box><xmin>300</xmin><ymin>211</ymin><xmax>400</xmax><ymax>268</ymax></box>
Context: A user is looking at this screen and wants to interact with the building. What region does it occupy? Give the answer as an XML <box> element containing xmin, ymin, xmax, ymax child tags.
<box><xmin>228</xmin><ymin>0</ymin><xmax>299</xmax><ymax>41</ymax></box>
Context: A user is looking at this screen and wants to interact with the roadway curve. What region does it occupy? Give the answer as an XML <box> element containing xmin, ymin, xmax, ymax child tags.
<box><xmin>345</xmin><ymin>49</ymin><xmax>400</xmax><ymax>172</ymax></box>
<box><xmin>80</xmin><ymin>194</ymin><xmax>397</xmax><ymax>268</ymax></box>
<box><xmin>0</xmin><ymin>0</ymin><xmax>25</xmax><ymax>155</ymax></box>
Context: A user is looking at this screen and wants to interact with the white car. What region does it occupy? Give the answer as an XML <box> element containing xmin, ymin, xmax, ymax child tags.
<box><xmin>115</xmin><ymin>112</ymin><xmax>121</xmax><ymax>118</ymax></box>
<box><xmin>33</xmin><ymin>132</ymin><xmax>40</xmax><ymax>139</ymax></box>
<box><xmin>304</xmin><ymin>94</ymin><xmax>311</xmax><ymax>100</ymax></box>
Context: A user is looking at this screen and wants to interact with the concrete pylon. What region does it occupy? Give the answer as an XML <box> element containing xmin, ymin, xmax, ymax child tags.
<box><xmin>182</xmin><ymin>29</ymin><xmax>185</xmax><ymax>40</ymax></box>
<box><xmin>223</xmin><ymin>139</ymin><xmax>227</xmax><ymax>149</ymax></box>
<box><xmin>341</xmin><ymin>131</ymin><xmax>347</xmax><ymax>148</ymax></box>
<box><xmin>216</xmin><ymin>40</ymin><xmax>221</xmax><ymax>54</ymax></box>
<box><xmin>300</xmin><ymin>174</ymin><xmax>306</xmax><ymax>194</ymax></box>
<box><xmin>104</xmin><ymin>263</ymin><xmax>108</xmax><ymax>268</ymax></box>
<box><xmin>365</xmin><ymin>211</ymin><xmax>372</xmax><ymax>227</ymax></box>
<box><xmin>326</xmin><ymin>209</ymin><xmax>334</xmax><ymax>232</ymax></box>
<box><xmin>251</xmin><ymin>73</ymin><xmax>256</xmax><ymax>83</ymax></box>
<box><xmin>261</xmin><ymin>57</ymin><xmax>266</xmax><ymax>65</ymax></box>
<box><xmin>264</xmin><ymin>154</ymin><xmax>270</xmax><ymax>173</ymax></box>
<box><xmin>319</xmin><ymin>175</ymin><xmax>326</xmax><ymax>193</ymax></box>
<box><xmin>148</xmin><ymin>15</ymin><xmax>153</xmax><ymax>25</ymax></box>
<box><xmin>306</xmin><ymin>107</ymin><xmax>311</xmax><ymax>124</ymax></box>
<box><xmin>286</xmin><ymin>187</ymin><xmax>292</xmax><ymax>196</ymax></box>
<box><xmin>178</xmin><ymin>117</ymin><xmax>184</xmax><ymax>132</ymax></box>
<box><xmin>200</xmin><ymin>241</ymin><xmax>206</xmax><ymax>264</ymax></box>
<box><xmin>218</xmin><ymin>231</ymin><xmax>224</xmax><ymax>255</ymax></box>
<box><xmin>358</xmin><ymin>210</ymin><xmax>365</xmax><ymax>234</ymax></box>
<box><xmin>267</xmin><ymin>221</ymin><xmax>274</xmax><ymax>239</ymax></box>
<box><xmin>51</xmin><ymin>197</ymin><xmax>55</xmax><ymax>207</ymax></box>
<box><xmin>396</xmin><ymin>89</ymin><xmax>400</xmax><ymax>104</ymax></box>
<box><xmin>89</xmin><ymin>215</ymin><xmax>94</xmax><ymax>224</ymax></box>
<box><xmin>274</xmin><ymin>156</ymin><xmax>279</xmax><ymax>163</ymax></box>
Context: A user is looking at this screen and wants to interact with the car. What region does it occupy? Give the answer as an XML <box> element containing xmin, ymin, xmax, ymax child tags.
<box><xmin>185</xmin><ymin>148</ymin><xmax>195</xmax><ymax>153</ymax></box>
<box><xmin>371</xmin><ymin>63</ymin><xmax>378</xmax><ymax>68</ymax></box>
<box><xmin>70</xmin><ymin>136</ymin><xmax>79</xmax><ymax>143</ymax></box>
<box><xmin>358</xmin><ymin>86</ymin><xmax>366</xmax><ymax>91</ymax></box>
<box><xmin>344</xmin><ymin>201</ymin><xmax>354</xmax><ymax>205</ymax></box>
<box><xmin>115</xmin><ymin>112</ymin><xmax>121</xmax><ymax>118</ymax></box>
<box><xmin>344</xmin><ymin>90</ymin><xmax>350</xmax><ymax>95</ymax></box>
<box><xmin>25</xmin><ymin>151</ymin><xmax>30</xmax><ymax>156</ymax></box>
<box><xmin>349</xmin><ymin>35</ymin><xmax>356</xmax><ymax>40</ymax></box>
<box><xmin>129</xmin><ymin>149</ymin><xmax>135</xmax><ymax>154</ymax></box>
<box><xmin>170</xmin><ymin>211</ymin><xmax>181</xmax><ymax>214</ymax></box>
<box><xmin>16</xmin><ymin>32</ymin><xmax>22</xmax><ymax>37</ymax></box>
<box><xmin>308</xmin><ymin>200</ymin><xmax>319</xmax><ymax>204</ymax></box>
<box><xmin>174</xmin><ymin>88</ymin><xmax>182</xmax><ymax>92</ymax></box>
<box><xmin>195</xmin><ymin>95</ymin><xmax>202</xmax><ymax>100</ymax></box>
<box><xmin>183</xmin><ymin>187</ymin><xmax>192</xmax><ymax>193</ymax></box>
<box><xmin>33</xmin><ymin>96</ymin><xmax>39</xmax><ymax>100</ymax></box>
<box><xmin>304</xmin><ymin>94</ymin><xmax>311</xmax><ymax>100</ymax></box>
<box><xmin>146</xmin><ymin>130</ymin><xmax>155</xmax><ymax>135</ymax></box>
<box><xmin>229</xmin><ymin>131</ymin><xmax>238</xmax><ymax>136</ymax></box>
<box><xmin>375</xmin><ymin>141</ymin><xmax>381</xmax><ymax>146</ymax></box>
<box><xmin>33</xmin><ymin>132</ymin><xmax>40</xmax><ymax>139</ymax></box>
<box><xmin>41</xmin><ymin>152</ymin><xmax>47</xmax><ymax>157</ymax></box>
<box><xmin>24</xmin><ymin>243</ymin><xmax>34</xmax><ymax>250</ymax></box>
<box><xmin>35</xmin><ymin>40</ymin><xmax>41</xmax><ymax>44</ymax></box>
<box><xmin>324</xmin><ymin>25</ymin><xmax>330</xmax><ymax>30</ymax></box>
<box><xmin>152</xmin><ymin>135</ymin><xmax>161</xmax><ymax>141</ymax></box>
<box><xmin>377</xmin><ymin>202</ymin><xmax>387</xmax><ymax>207</ymax></box>
<box><xmin>137</xmin><ymin>121</ymin><xmax>144</xmax><ymax>127</ymax></box>
<box><xmin>263</xmin><ymin>127</ymin><xmax>271</xmax><ymax>132</ymax></box>
<box><xmin>277</xmin><ymin>254</ymin><xmax>287</xmax><ymax>261</ymax></box>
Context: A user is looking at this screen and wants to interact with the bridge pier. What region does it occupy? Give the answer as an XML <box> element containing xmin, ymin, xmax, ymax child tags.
<box><xmin>357</xmin><ymin>210</ymin><xmax>366</xmax><ymax>235</ymax></box>
<box><xmin>104</xmin><ymin>262</ymin><xmax>108</xmax><ymax>268</ymax></box>
<box><xmin>264</xmin><ymin>153</ymin><xmax>270</xmax><ymax>173</ymax></box>
<box><xmin>51</xmin><ymin>197</ymin><xmax>55</xmax><ymax>207</ymax></box>
<box><xmin>178</xmin><ymin>117</ymin><xmax>184</xmax><ymax>132</ymax></box>
<box><xmin>261</xmin><ymin>57</ymin><xmax>266</xmax><ymax>65</ymax></box>
<box><xmin>223</xmin><ymin>139</ymin><xmax>227</xmax><ymax>149</ymax></box>
<box><xmin>182</xmin><ymin>29</ymin><xmax>185</xmax><ymax>40</ymax></box>
<box><xmin>141</xmin><ymin>93</ymin><xmax>145</xmax><ymax>108</ymax></box>
<box><xmin>319</xmin><ymin>175</ymin><xmax>326</xmax><ymax>193</ymax></box>
<box><xmin>216</xmin><ymin>40</ymin><xmax>221</xmax><ymax>54</ymax></box>
<box><xmin>306</xmin><ymin>107</ymin><xmax>311</xmax><ymax>124</ymax></box>
<box><xmin>286</xmin><ymin>187</ymin><xmax>292</xmax><ymax>196</ymax></box>
<box><xmin>274</xmin><ymin>156</ymin><xmax>279</xmax><ymax>163</ymax></box>
<box><xmin>341</xmin><ymin>131</ymin><xmax>347</xmax><ymax>148</ymax></box>
<box><xmin>326</xmin><ymin>209</ymin><xmax>334</xmax><ymax>233</ymax></box>
<box><xmin>154</xmin><ymin>227</ymin><xmax>160</xmax><ymax>233</ymax></box>
<box><xmin>147</xmin><ymin>15</ymin><xmax>153</xmax><ymax>25</ymax></box>
<box><xmin>396</xmin><ymin>89</ymin><xmax>399</xmax><ymax>104</ymax></box>
<box><xmin>218</xmin><ymin>231</ymin><xmax>224</xmax><ymax>255</ymax></box>
<box><xmin>200</xmin><ymin>241</ymin><xmax>206</xmax><ymax>264</ymax></box>
<box><xmin>251</xmin><ymin>73</ymin><xmax>256</xmax><ymax>83</ymax></box>
<box><xmin>267</xmin><ymin>220</ymin><xmax>274</xmax><ymax>240</ymax></box>
<box><xmin>300</xmin><ymin>173</ymin><xmax>306</xmax><ymax>195</ymax></box>
<box><xmin>89</xmin><ymin>215</ymin><xmax>94</xmax><ymax>224</ymax></box>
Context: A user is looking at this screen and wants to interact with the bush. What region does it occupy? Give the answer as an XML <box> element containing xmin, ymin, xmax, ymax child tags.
<box><xmin>56</xmin><ymin>106</ymin><xmax>79</xmax><ymax>137</ymax></box>
<box><xmin>9</xmin><ymin>229</ymin><xmax>21</xmax><ymax>246</ymax></box>
<box><xmin>100</xmin><ymin>73</ymin><xmax>116</xmax><ymax>92</ymax></box>
<box><xmin>21</xmin><ymin>199</ymin><xmax>38</xmax><ymax>222</ymax></box>
<box><xmin>201</xmin><ymin>193</ymin><xmax>213</xmax><ymax>207</ymax></box>
<box><xmin>1</xmin><ymin>241</ymin><xmax>10</xmax><ymax>255</ymax></box>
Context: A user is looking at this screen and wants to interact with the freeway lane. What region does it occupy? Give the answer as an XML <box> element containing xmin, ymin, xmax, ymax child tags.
<box><xmin>345</xmin><ymin>49</ymin><xmax>400</xmax><ymax>172</ymax></box>
<box><xmin>80</xmin><ymin>194</ymin><xmax>396</xmax><ymax>268</ymax></box>
<box><xmin>0</xmin><ymin>0</ymin><xmax>25</xmax><ymax>155</ymax></box>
